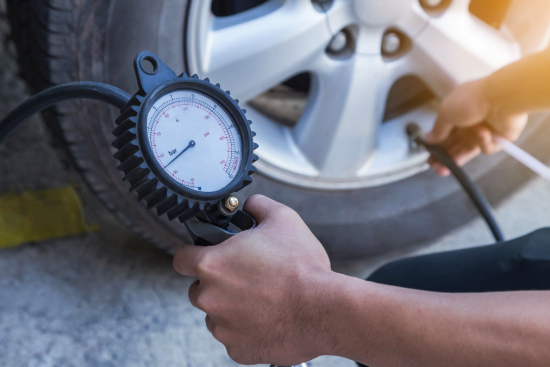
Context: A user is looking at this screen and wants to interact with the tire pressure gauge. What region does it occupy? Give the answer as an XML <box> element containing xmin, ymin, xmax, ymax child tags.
<box><xmin>112</xmin><ymin>52</ymin><xmax>258</xmax><ymax>246</ymax></box>
<box><xmin>147</xmin><ymin>91</ymin><xmax>244</xmax><ymax>193</ymax></box>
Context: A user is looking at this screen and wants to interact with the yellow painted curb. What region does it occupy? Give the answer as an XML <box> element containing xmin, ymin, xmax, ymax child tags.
<box><xmin>0</xmin><ymin>186</ymin><xmax>99</xmax><ymax>249</ymax></box>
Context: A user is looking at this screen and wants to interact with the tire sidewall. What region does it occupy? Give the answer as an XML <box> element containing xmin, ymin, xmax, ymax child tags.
<box><xmin>15</xmin><ymin>0</ymin><xmax>549</xmax><ymax>259</ymax></box>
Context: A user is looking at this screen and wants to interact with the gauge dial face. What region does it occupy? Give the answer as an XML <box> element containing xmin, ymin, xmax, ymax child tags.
<box><xmin>146</xmin><ymin>90</ymin><xmax>243</xmax><ymax>193</ymax></box>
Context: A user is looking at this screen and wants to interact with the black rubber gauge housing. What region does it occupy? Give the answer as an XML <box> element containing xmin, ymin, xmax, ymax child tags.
<box><xmin>111</xmin><ymin>52</ymin><xmax>258</xmax><ymax>223</ymax></box>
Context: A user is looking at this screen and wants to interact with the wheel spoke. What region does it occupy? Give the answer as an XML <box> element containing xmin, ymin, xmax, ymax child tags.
<box><xmin>325</xmin><ymin>0</ymin><xmax>429</xmax><ymax>55</ymax></box>
<box><xmin>292</xmin><ymin>54</ymin><xmax>407</xmax><ymax>179</ymax></box>
<box><xmin>447</xmin><ymin>0</ymin><xmax>472</xmax><ymax>14</ymax></box>
<box><xmin>411</xmin><ymin>5</ymin><xmax>521</xmax><ymax>97</ymax></box>
<box><xmin>190</xmin><ymin>0</ymin><xmax>332</xmax><ymax>102</ymax></box>
<box><xmin>397</xmin><ymin>1</ymin><xmax>431</xmax><ymax>38</ymax></box>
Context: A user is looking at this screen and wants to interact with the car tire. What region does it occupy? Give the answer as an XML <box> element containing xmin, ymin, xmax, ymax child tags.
<box><xmin>7</xmin><ymin>0</ymin><xmax>550</xmax><ymax>259</ymax></box>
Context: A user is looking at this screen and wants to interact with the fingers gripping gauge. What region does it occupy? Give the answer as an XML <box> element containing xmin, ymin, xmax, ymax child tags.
<box><xmin>112</xmin><ymin>52</ymin><xmax>258</xmax><ymax>246</ymax></box>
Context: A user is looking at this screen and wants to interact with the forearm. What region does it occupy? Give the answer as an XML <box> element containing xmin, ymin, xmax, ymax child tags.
<box><xmin>319</xmin><ymin>273</ymin><xmax>550</xmax><ymax>367</ymax></box>
<box><xmin>484</xmin><ymin>47</ymin><xmax>550</xmax><ymax>117</ymax></box>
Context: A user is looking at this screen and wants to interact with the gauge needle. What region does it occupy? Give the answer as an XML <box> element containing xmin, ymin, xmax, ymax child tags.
<box><xmin>165</xmin><ymin>140</ymin><xmax>196</xmax><ymax>168</ymax></box>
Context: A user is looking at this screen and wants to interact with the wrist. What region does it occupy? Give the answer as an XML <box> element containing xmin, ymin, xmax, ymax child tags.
<box><xmin>300</xmin><ymin>271</ymin><xmax>381</xmax><ymax>359</ymax></box>
<box><xmin>291</xmin><ymin>269</ymin><xmax>342</xmax><ymax>359</ymax></box>
<box><xmin>473</xmin><ymin>77</ymin><xmax>497</xmax><ymax>118</ymax></box>
<box><xmin>305</xmin><ymin>273</ymin><xmax>422</xmax><ymax>365</ymax></box>
<box><xmin>482</xmin><ymin>73</ymin><xmax>510</xmax><ymax>120</ymax></box>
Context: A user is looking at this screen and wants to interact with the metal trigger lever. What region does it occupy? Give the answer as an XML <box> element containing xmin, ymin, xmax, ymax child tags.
<box><xmin>183</xmin><ymin>196</ymin><xmax>256</xmax><ymax>247</ymax></box>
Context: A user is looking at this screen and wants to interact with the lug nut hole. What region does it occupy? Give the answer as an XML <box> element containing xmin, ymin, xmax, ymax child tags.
<box><xmin>311</xmin><ymin>0</ymin><xmax>334</xmax><ymax>12</ymax></box>
<box><xmin>381</xmin><ymin>29</ymin><xmax>411</xmax><ymax>61</ymax></box>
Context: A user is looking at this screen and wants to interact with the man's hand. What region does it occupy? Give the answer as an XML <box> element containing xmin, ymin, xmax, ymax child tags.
<box><xmin>427</xmin><ymin>79</ymin><xmax>528</xmax><ymax>176</ymax></box>
<box><xmin>173</xmin><ymin>195</ymin><xmax>550</xmax><ymax>367</ymax></box>
<box><xmin>173</xmin><ymin>195</ymin><xmax>332</xmax><ymax>366</ymax></box>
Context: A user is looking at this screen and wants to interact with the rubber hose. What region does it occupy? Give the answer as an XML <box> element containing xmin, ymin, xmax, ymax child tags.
<box><xmin>0</xmin><ymin>82</ymin><xmax>131</xmax><ymax>144</ymax></box>
<box><xmin>0</xmin><ymin>88</ymin><xmax>505</xmax><ymax>243</ymax></box>
<box><xmin>407</xmin><ymin>123</ymin><xmax>505</xmax><ymax>243</ymax></box>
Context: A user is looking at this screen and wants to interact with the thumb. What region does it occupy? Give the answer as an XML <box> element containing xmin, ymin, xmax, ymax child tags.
<box><xmin>426</xmin><ymin>114</ymin><xmax>454</xmax><ymax>144</ymax></box>
<box><xmin>243</xmin><ymin>194</ymin><xmax>285</xmax><ymax>224</ymax></box>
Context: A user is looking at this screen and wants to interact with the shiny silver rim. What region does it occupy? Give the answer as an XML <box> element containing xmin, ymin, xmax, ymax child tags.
<box><xmin>187</xmin><ymin>0</ymin><xmax>522</xmax><ymax>190</ymax></box>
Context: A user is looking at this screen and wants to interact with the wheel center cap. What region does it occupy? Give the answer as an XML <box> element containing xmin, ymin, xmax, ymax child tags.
<box><xmin>354</xmin><ymin>0</ymin><xmax>410</xmax><ymax>26</ymax></box>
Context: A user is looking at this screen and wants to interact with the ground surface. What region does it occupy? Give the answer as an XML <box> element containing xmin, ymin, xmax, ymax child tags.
<box><xmin>1</xmin><ymin>7</ymin><xmax>550</xmax><ymax>367</ymax></box>
<box><xmin>2</xmin><ymin>166</ymin><xmax>550</xmax><ymax>367</ymax></box>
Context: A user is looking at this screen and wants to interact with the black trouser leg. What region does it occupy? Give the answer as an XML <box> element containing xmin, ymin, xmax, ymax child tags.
<box><xmin>356</xmin><ymin>228</ymin><xmax>550</xmax><ymax>367</ymax></box>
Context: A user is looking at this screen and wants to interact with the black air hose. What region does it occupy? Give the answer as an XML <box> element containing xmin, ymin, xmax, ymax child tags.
<box><xmin>0</xmin><ymin>82</ymin><xmax>131</xmax><ymax>143</ymax></box>
<box><xmin>406</xmin><ymin>122</ymin><xmax>504</xmax><ymax>242</ymax></box>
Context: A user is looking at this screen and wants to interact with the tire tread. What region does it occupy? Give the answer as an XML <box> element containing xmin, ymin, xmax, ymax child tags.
<box><xmin>6</xmin><ymin>0</ymin><xmax>186</xmax><ymax>252</ymax></box>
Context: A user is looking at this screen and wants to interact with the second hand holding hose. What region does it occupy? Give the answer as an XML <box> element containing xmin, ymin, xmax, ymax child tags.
<box><xmin>406</xmin><ymin>122</ymin><xmax>505</xmax><ymax>243</ymax></box>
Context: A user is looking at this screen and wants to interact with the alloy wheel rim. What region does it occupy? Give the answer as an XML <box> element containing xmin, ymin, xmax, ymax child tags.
<box><xmin>186</xmin><ymin>0</ymin><xmax>521</xmax><ymax>190</ymax></box>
